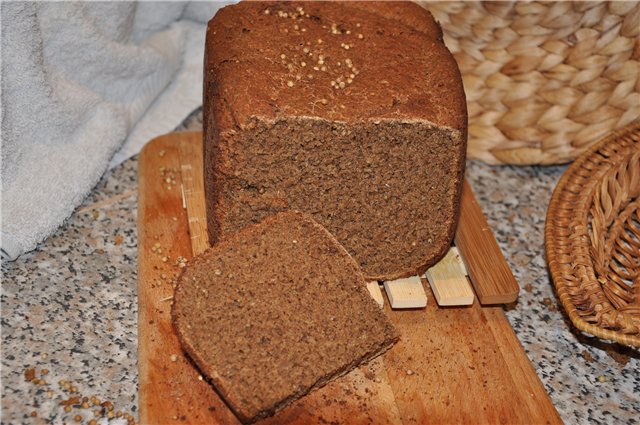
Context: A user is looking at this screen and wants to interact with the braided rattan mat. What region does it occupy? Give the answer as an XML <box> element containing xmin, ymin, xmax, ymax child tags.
<box><xmin>546</xmin><ymin>120</ymin><xmax>640</xmax><ymax>347</ymax></box>
<box><xmin>424</xmin><ymin>1</ymin><xmax>640</xmax><ymax>165</ymax></box>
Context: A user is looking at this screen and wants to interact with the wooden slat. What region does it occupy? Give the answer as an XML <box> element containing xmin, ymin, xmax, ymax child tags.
<box><xmin>454</xmin><ymin>179</ymin><xmax>520</xmax><ymax>304</ymax></box>
<box><xmin>138</xmin><ymin>132</ymin><xmax>561</xmax><ymax>425</ymax></box>
<box><xmin>178</xmin><ymin>132</ymin><xmax>210</xmax><ymax>256</ymax></box>
<box><xmin>366</xmin><ymin>281</ymin><xmax>385</xmax><ymax>308</ymax></box>
<box><xmin>425</xmin><ymin>247</ymin><xmax>474</xmax><ymax>306</ymax></box>
<box><xmin>383</xmin><ymin>276</ymin><xmax>428</xmax><ymax>309</ymax></box>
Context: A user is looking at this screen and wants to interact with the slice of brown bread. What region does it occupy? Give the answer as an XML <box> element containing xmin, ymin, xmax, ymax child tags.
<box><xmin>172</xmin><ymin>210</ymin><xmax>399</xmax><ymax>424</ymax></box>
<box><xmin>203</xmin><ymin>1</ymin><xmax>467</xmax><ymax>281</ymax></box>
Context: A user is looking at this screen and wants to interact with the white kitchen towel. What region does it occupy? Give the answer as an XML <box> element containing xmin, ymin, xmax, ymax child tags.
<box><xmin>1</xmin><ymin>1</ymin><xmax>229</xmax><ymax>261</ymax></box>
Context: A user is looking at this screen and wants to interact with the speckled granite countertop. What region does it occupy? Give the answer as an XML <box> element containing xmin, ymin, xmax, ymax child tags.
<box><xmin>2</xmin><ymin>109</ymin><xmax>638</xmax><ymax>425</ymax></box>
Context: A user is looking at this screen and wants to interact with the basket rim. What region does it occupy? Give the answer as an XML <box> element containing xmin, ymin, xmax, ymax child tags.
<box><xmin>545</xmin><ymin>119</ymin><xmax>640</xmax><ymax>348</ymax></box>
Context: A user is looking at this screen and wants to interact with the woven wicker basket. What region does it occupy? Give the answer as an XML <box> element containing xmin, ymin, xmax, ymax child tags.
<box><xmin>545</xmin><ymin>120</ymin><xmax>640</xmax><ymax>347</ymax></box>
<box><xmin>422</xmin><ymin>1</ymin><xmax>640</xmax><ymax>165</ymax></box>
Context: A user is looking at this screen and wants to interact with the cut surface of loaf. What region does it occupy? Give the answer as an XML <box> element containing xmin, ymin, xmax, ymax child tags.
<box><xmin>172</xmin><ymin>211</ymin><xmax>399</xmax><ymax>424</ymax></box>
<box><xmin>204</xmin><ymin>1</ymin><xmax>467</xmax><ymax>281</ymax></box>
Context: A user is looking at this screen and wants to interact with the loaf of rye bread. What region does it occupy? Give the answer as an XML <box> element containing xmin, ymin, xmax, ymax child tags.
<box><xmin>172</xmin><ymin>211</ymin><xmax>399</xmax><ymax>424</ymax></box>
<box><xmin>204</xmin><ymin>1</ymin><xmax>467</xmax><ymax>281</ymax></box>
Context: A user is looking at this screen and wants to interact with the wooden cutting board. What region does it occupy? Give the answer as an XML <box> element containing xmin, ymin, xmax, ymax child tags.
<box><xmin>137</xmin><ymin>132</ymin><xmax>562</xmax><ymax>425</ymax></box>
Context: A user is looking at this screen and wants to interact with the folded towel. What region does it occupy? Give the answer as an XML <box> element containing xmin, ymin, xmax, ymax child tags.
<box><xmin>1</xmin><ymin>1</ymin><xmax>228</xmax><ymax>261</ymax></box>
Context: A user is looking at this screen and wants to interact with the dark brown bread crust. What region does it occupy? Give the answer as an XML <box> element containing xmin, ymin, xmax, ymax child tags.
<box><xmin>172</xmin><ymin>211</ymin><xmax>399</xmax><ymax>424</ymax></box>
<box><xmin>342</xmin><ymin>1</ymin><xmax>443</xmax><ymax>41</ymax></box>
<box><xmin>204</xmin><ymin>1</ymin><xmax>467</xmax><ymax>280</ymax></box>
<box><xmin>205</xmin><ymin>1</ymin><xmax>465</xmax><ymax>130</ymax></box>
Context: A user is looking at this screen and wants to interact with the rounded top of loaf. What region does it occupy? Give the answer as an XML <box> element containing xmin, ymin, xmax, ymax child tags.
<box><xmin>206</xmin><ymin>1</ymin><xmax>466</xmax><ymax>133</ymax></box>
